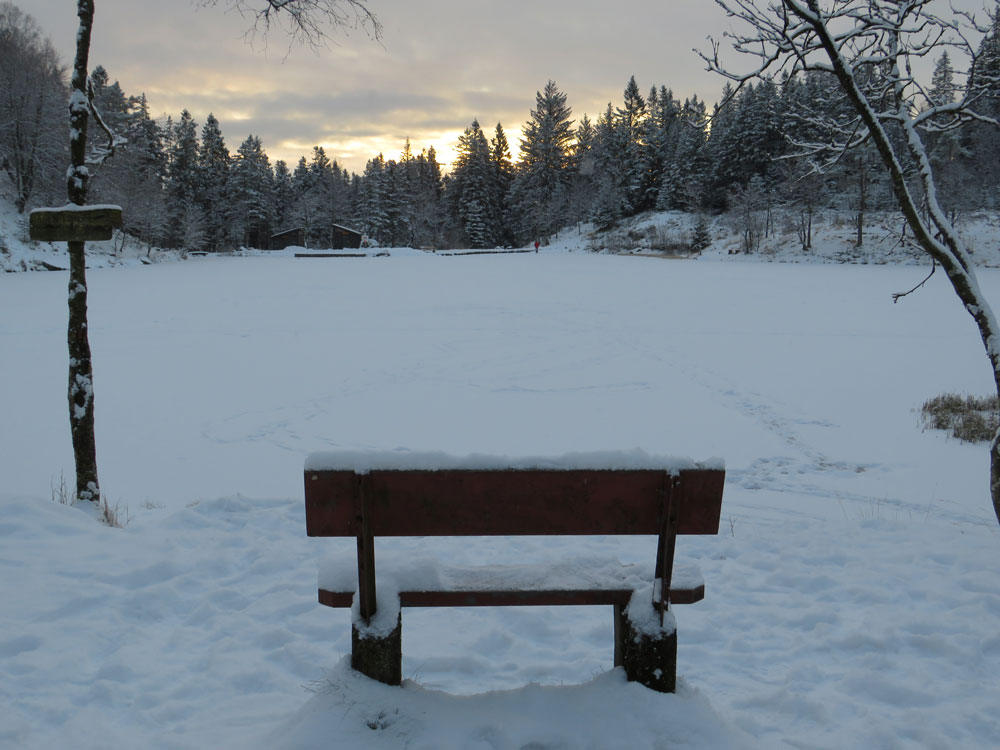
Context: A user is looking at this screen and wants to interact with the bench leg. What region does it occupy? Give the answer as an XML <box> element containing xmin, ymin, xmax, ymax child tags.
<box><xmin>620</xmin><ymin>604</ymin><xmax>677</xmax><ymax>693</ymax></box>
<box><xmin>613</xmin><ymin>604</ymin><xmax>624</xmax><ymax>667</ymax></box>
<box><xmin>351</xmin><ymin>612</ymin><xmax>402</xmax><ymax>686</ymax></box>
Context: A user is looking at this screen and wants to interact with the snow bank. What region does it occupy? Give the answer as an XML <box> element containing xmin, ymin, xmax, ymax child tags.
<box><xmin>265</xmin><ymin>657</ymin><xmax>760</xmax><ymax>750</ymax></box>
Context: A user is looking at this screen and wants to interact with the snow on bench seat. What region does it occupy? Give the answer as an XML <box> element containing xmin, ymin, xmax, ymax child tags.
<box><xmin>317</xmin><ymin>555</ymin><xmax>707</xmax><ymax>608</ymax></box>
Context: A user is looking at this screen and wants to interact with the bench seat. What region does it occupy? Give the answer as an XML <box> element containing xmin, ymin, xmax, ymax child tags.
<box><xmin>317</xmin><ymin>557</ymin><xmax>706</xmax><ymax>608</ymax></box>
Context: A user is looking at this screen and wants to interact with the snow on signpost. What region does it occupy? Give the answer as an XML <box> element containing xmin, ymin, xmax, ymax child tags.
<box><xmin>29</xmin><ymin>204</ymin><xmax>123</xmax><ymax>242</ymax></box>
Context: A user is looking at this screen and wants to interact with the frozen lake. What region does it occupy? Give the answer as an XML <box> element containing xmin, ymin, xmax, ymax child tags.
<box><xmin>2</xmin><ymin>252</ymin><xmax>998</xmax><ymax>749</ymax></box>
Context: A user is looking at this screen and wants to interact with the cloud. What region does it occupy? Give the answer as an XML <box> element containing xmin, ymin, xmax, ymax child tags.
<box><xmin>28</xmin><ymin>0</ymin><xmax>989</xmax><ymax>173</ymax></box>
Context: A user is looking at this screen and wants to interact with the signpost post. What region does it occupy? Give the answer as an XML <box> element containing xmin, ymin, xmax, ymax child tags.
<box><xmin>29</xmin><ymin>203</ymin><xmax>122</xmax><ymax>506</ymax></box>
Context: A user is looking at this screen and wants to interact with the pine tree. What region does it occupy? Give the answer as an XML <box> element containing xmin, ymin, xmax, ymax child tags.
<box><xmin>738</xmin><ymin>79</ymin><xmax>785</xmax><ymax>184</ymax></box>
<box><xmin>164</xmin><ymin>109</ymin><xmax>200</xmax><ymax>249</ymax></box>
<box><xmin>929</xmin><ymin>51</ymin><xmax>956</xmax><ymax>107</ymax></box>
<box><xmin>690</xmin><ymin>216</ymin><xmax>712</xmax><ymax>254</ymax></box>
<box><xmin>703</xmin><ymin>83</ymin><xmax>741</xmax><ymax>209</ymax></box>
<box><xmin>573</xmin><ymin>114</ymin><xmax>596</xmax><ymax>171</ymax></box>
<box><xmin>962</xmin><ymin>9</ymin><xmax>1000</xmax><ymax>207</ymax></box>
<box><xmin>660</xmin><ymin>96</ymin><xmax>708</xmax><ymax>212</ymax></box>
<box><xmin>271</xmin><ymin>159</ymin><xmax>294</xmax><ymax>231</ymax></box>
<box><xmin>490</xmin><ymin>123</ymin><xmax>514</xmax><ymax>246</ymax></box>
<box><xmin>229</xmin><ymin>134</ymin><xmax>273</xmax><ymax>248</ymax></box>
<box><xmin>88</xmin><ymin>65</ymin><xmax>129</xmax><ymax>139</ymax></box>
<box><xmin>85</xmin><ymin>79</ymin><xmax>169</xmax><ymax>251</ymax></box>
<box><xmin>84</xmin><ymin>65</ymin><xmax>129</xmax><ymax>197</ymax></box>
<box><xmin>616</xmin><ymin>75</ymin><xmax>647</xmax><ymax>211</ymax></box>
<box><xmin>197</xmin><ymin>113</ymin><xmax>231</xmax><ymax>250</ymax></box>
<box><xmin>510</xmin><ymin>80</ymin><xmax>575</xmax><ymax>242</ymax></box>
<box><xmin>590</xmin><ymin>102</ymin><xmax>629</xmax><ymax>227</ymax></box>
<box><xmin>309</xmin><ymin>147</ymin><xmax>351</xmax><ymax>246</ymax></box>
<box><xmin>410</xmin><ymin>146</ymin><xmax>443</xmax><ymax>247</ymax></box>
<box><xmin>645</xmin><ymin>86</ymin><xmax>680</xmax><ymax>210</ymax></box>
<box><xmin>360</xmin><ymin>153</ymin><xmax>391</xmax><ymax>244</ymax></box>
<box><xmin>299</xmin><ymin>146</ymin><xmax>335</xmax><ymax>246</ymax></box>
<box><xmin>449</xmin><ymin>120</ymin><xmax>497</xmax><ymax>247</ymax></box>
<box><xmin>108</xmin><ymin>92</ymin><xmax>167</xmax><ymax>249</ymax></box>
<box><xmin>924</xmin><ymin>52</ymin><xmax>972</xmax><ymax>218</ymax></box>
<box><xmin>565</xmin><ymin>113</ymin><xmax>597</xmax><ymax>223</ymax></box>
<box><xmin>384</xmin><ymin>157</ymin><xmax>411</xmax><ymax>246</ymax></box>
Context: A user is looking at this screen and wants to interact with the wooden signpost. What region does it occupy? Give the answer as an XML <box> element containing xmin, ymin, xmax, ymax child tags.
<box><xmin>29</xmin><ymin>205</ymin><xmax>123</xmax><ymax>242</ymax></box>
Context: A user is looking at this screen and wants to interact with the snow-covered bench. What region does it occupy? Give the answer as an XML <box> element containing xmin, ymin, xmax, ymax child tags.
<box><xmin>303</xmin><ymin>450</ymin><xmax>725</xmax><ymax>692</ymax></box>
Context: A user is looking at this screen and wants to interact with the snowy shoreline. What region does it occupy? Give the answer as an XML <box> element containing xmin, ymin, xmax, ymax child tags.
<box><xmin>6</xmin><ymin>207</ymin><xmax>1000</xmax><ymax>272</ymax></box>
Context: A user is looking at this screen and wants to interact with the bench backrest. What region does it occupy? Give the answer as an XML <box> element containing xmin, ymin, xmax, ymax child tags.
<box><xmin>304</xmin><ymin>468</ymin><xmax>724</xmax><ymax>538</ymax></box>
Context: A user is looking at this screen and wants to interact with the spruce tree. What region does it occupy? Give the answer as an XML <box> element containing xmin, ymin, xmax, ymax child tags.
<box><xmin>272</xmin><ymin>159</ymin><xmax>294</xmax><ymax>231</ymax></box>
<box><xmin>662</xmin><ymin>96</ymin><xmax>708</xmax><ymax>212</ymax></box>
<box><xmin>96</xmin><ymin>91</ymin><xmax>167</xmax><ymax>250</ymax></box>
<box><xmin>410</xmin><ymin>146</ymin><xmax>443</xmax><ymax>247</ymax></box>
<box><xmin>164</xmin><ymin>109</ymin><xmax>200</xmax><ymax>249</ymax></box>
<box><xmin>197</xmin><ymin>113</ymin><xmax>231</xmax><ymax>251</ymax></box>
<box><xmin>290</xmin><ymin>155</ymin><xmax>318</xmax><ymax>246</ymax></box>
<box><xmin>490</xmin><ymin>123</ymin><xmax>514</xmax><ymax>246</ymax></box>
<box><xmin>449</xmin><ymin>120</ymin><xmax>496</xmax><ymax>247</ymax></box>
<box><xmin>925</xmin><ymin>52</ymin><xmax>972</xmax><ymax>217</ymax></box>
<box><xmin>229</xmin><ymin>134</ymin><xmax>273</xmax><ymax>248</ymax></box>
<box><xmin>305</xmin><ymin>146</ymin><xmax>334</xmax><ymax>246</ymax></box>
<box><xmin>645</xmin><ymin>86</ymin><xmax>680</xmax><ymax>210</ymax></box>
<box><xmin>616</xmin><ymin>75</ymin><xmax>647</xmax><ymax>211</ymax></box>
<box><xmin>590</xmin><ymin>102</ymin><xmax>629</xmax><ymax>227</ymax></box>
<box><xmin>971</xmin><ymin>7</ymin><xmax>1000</xmax><ymax>204</ymax></box>
<box><xmin>566</xmin><ymin>113</ymin><xmax>597</xmax><ymax>223</ymax></box>
<box><xmin>510</xmin><ymin>80</ymin><xmax>575</xmax><ymax>243</ymax></box>
<box><xmin>360</xmin><ymin>153</ymin><xmax>391</xmax><ymax>244</ymax></box>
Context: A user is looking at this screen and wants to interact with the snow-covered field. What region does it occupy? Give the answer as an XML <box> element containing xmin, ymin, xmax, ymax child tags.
<box><xmin>2</xmin><ymin>250</ymin><xmax>999</xmax><ymax>749</ymax></box>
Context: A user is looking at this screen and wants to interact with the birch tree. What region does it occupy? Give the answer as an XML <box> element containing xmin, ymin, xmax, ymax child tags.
<box><xmin>701</xmin><ymin>0</ymin><xmax>1000</xmax><ymax>525</ymax></box>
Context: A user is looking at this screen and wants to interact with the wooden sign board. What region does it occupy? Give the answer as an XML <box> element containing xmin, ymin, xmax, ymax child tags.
<box><xmin>29</xmin><ymin>206</ymin><xmax>123</xmax><ymax>242</ymax></box>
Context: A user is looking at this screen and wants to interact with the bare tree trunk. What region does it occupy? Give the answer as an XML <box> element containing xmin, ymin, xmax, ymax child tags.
<box><xmin>66</xmin><ymin>0</ymin><xmax>100</xmax><ymax>503</ymax></box>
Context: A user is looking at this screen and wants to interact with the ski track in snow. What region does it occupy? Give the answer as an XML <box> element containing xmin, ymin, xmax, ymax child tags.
<box><xmin>618</xmin><ymin>336</ymin><xmax>882</xmax><ymax>506</ymax></box>
<box><xmin>624</xmin><ymin>335</ymin><xmax>994</xmax><ymax>528</ymax></box>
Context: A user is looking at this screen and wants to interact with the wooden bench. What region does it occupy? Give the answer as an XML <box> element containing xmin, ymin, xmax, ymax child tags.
<box><xmin>304</xmin><ymin>452</ymin><xmax>725</xmax><ymax>692</ymax></box>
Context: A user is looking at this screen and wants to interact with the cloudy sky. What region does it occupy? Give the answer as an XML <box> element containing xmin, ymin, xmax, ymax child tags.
<box><xmin>27</xmin><ymin>0</ymin><xmax>736</xmax><ymax>172</ymax></box>
<box><xmin>28</xmin><ymin>0</ymin><xmax>987</xmax><ymax>173</ymax></box>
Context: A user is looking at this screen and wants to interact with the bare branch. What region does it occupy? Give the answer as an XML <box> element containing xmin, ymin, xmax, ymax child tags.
<box><xmin>892</xmin><ymin>258</ymin><xmax>937</xmax><ymax>303</ymax></box>
<box><xmin>201</xmin><ymin>0</ymin><xmax>381</xmax><ymax>50</ymax></box>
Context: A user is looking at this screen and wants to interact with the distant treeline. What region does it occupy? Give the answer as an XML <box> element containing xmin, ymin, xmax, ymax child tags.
<box><xmin>3</xmin><ymin>1</ymin><xmax>1000</xmax><ymax>251</ymax></box>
